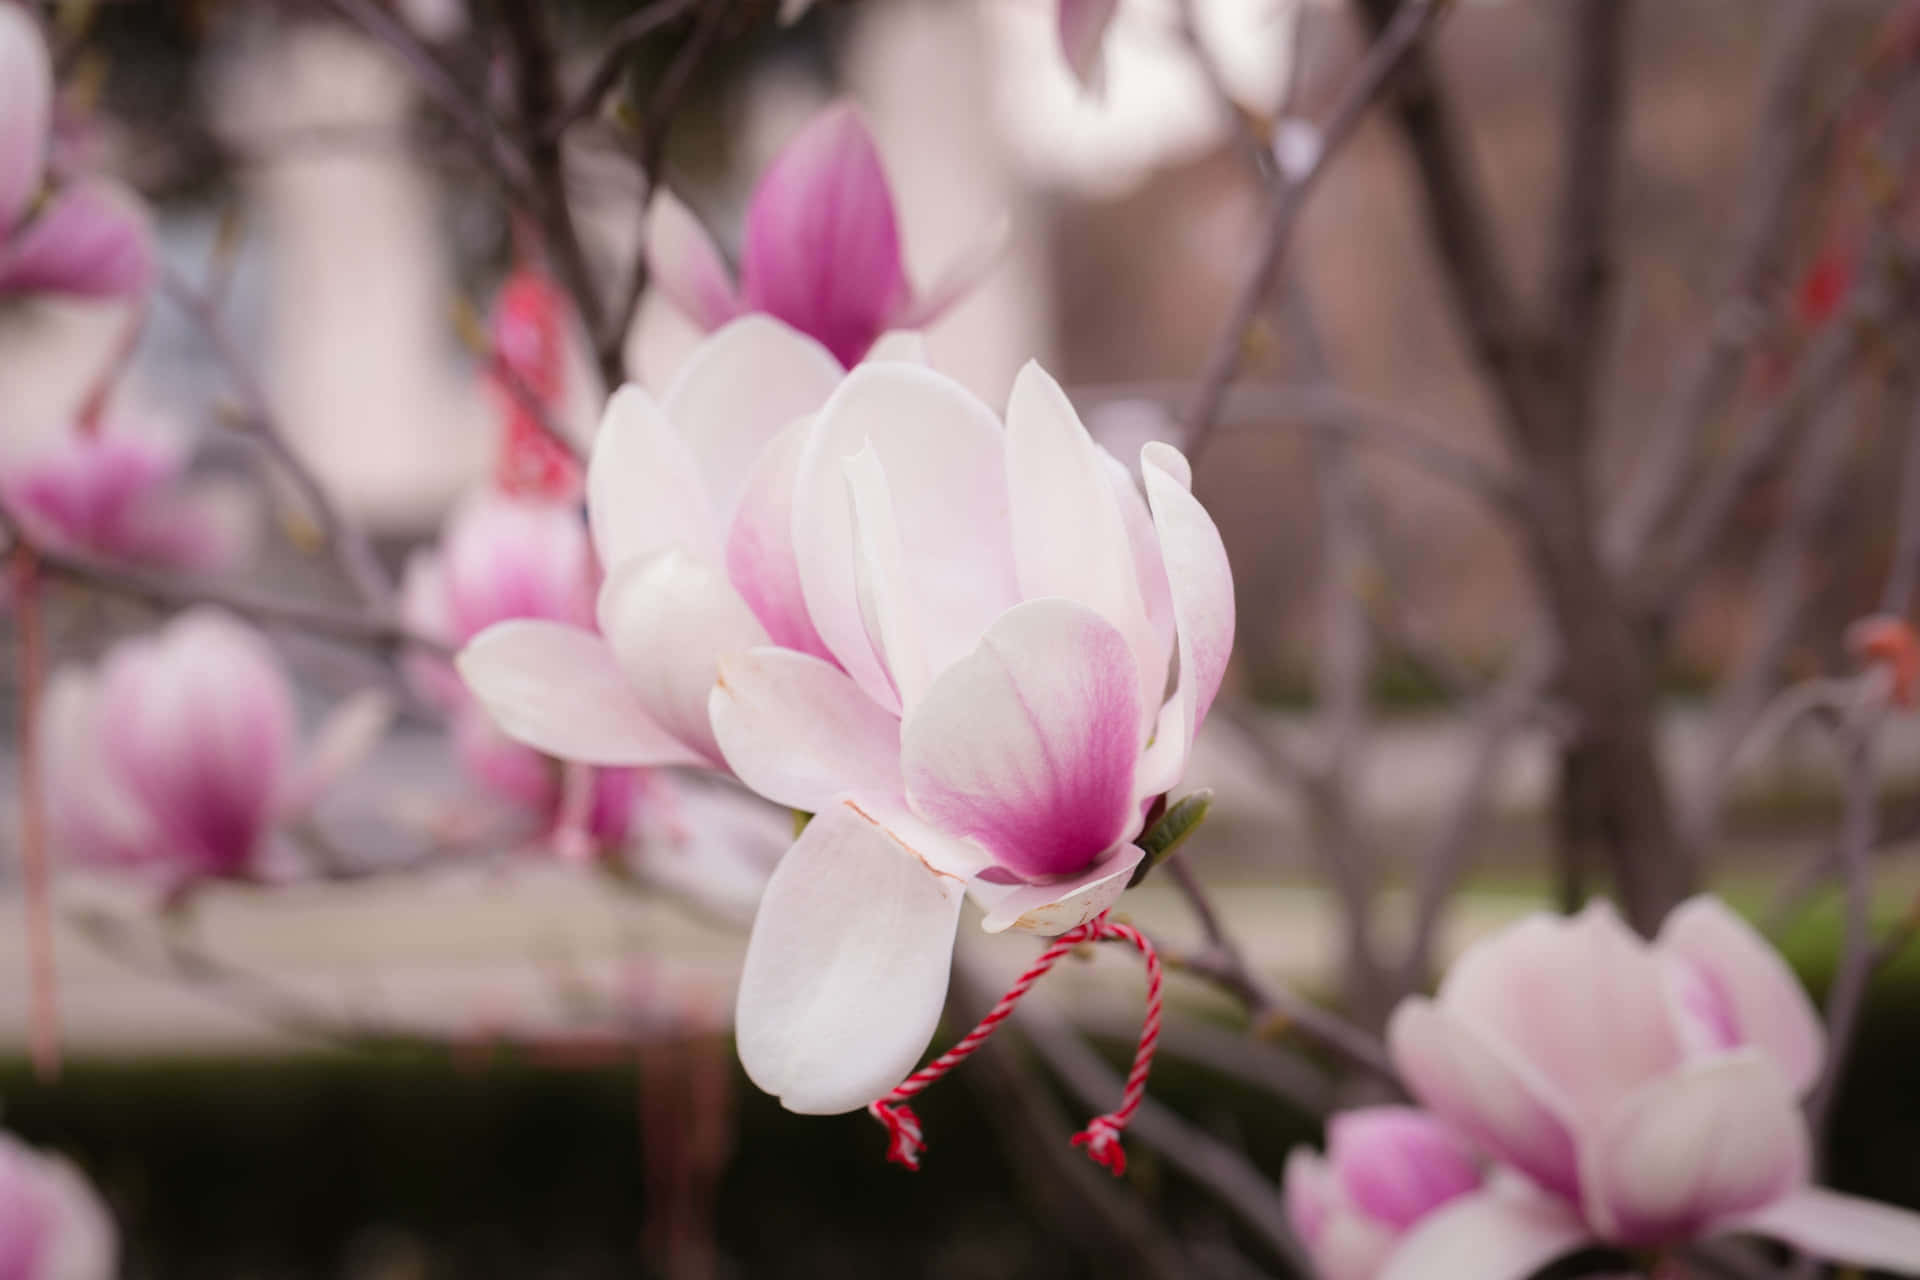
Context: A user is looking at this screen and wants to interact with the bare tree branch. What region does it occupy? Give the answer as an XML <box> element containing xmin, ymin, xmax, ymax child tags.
<box><xmin>545</xmin><ymin>0</ymin><xmax>703</xmax><ymax>141</ymax></box>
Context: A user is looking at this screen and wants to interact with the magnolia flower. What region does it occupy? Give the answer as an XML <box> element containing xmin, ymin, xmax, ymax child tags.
<box><xmin>42</xmin><ymin>610</ymin><xmax>388</xmax><ymax>887</ymax></box>
<box><xmin>1058</xmin><ymin>0</ymin><xmax>1120</xmax><ymax>92</ymax></box>
<box><xmin>0</xmin><ymin>6</ymin><xmax>150</xmax><ymax>301</ymax></box>
<box><xmin>1284</xmin><ymin>1108</ymin><xmax>1484</xmax><ymax>1280</ymax></box>
<box><xmin>709</xmin><ymin>358</ymin><xmax>1229</xmax><ymax>1116</ymax></box>
<box><xmin>0</xmin><ymin>1133</ymin><xmax>115</xmax><ymax>1280</ymax></box>
<box><xmin>0</xmin><ymin>430</ymin><xmax>231</xmax><ymax>573</ymax></box>
<box><xmin>645</xmin><ymin>104</ymin><xmax>1001</xmax><ymax>367</ymax></box>
<box><xmin>1382</xmin><ymin>897</ymin><xmax>1920</xmax><ymax>1278</ymax></box>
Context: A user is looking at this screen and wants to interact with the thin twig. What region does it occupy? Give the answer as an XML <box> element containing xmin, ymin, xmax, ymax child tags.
<box><xmin>157</xmin><ymin>265</ymin><xmax>395</xmax><ymax>607</ymax></box>
<box><xmin>1183</xmin><ymin>0</ymin><xmax>1451</xmax><ymax>465</ymax></box>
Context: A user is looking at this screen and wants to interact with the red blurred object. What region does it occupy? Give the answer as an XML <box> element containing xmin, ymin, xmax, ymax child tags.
<box><xmin>1794</xmin><ymin>245</ymin><xmax>1854</xmax><ymax>331</ymax></box>
<box><xmin>489</xmin><ymin>266</ymin><xmax>581</xmax><ymax>500</ymax></box>
<box><xmin>1847</xmin><ymin>614</ymin><xmax>1920</xmax><ymax>707</ymax></box>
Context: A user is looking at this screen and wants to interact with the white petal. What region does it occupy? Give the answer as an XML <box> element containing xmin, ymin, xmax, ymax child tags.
<box><xmin>735</xmin><ymin>797</ymin><xmax>967</xmax><ymax>1114</ymax></box>
<box><xmin>662</xmin><ymin>314</ymin><xmax>843</xmax><ymax>528</ymax></box>
<box><xmin>710</xmin><ymin>646</ymin><xmax>902</xmax><ymax>813</ymax></box>
<box><xmin>1135</xmin><ymin>441</ymin><xmax>1234</xmax><ymax>798</ymax></box>
<box><xmin>644</xmin><ymin>188</ymin><xmax>742</xmax><ymax>332</ymax></box>
<box><xmin>1387</xmin><ymin>1000</ymin><xmax>1583</xmax><ymax>1201</ymax></box>
<box><xmin>279</xmin><ymin>689</ymin><xmax>392</xmax><ymax>816</ymax></box>
<box><xmin>970</xmin><ymin>843</ymin><xmax>1143</xmax><ymax>935</ymax></box>
<box><xmin>794</xmin><ymin>362</ymin><xmax>1019</xmax><ymax>705</ymax></box>
<box><xmin>845</xmin><ymin>444</ymin><xmax>928</xmax><ymax>709</ymax></box>
<box><xmin>598</xmin><ymin>548</ymin><xmax>768</xmax><ymax>765</ymax></box>
<box><xmin>725</xmin><ymin>417</ymin><xmax>836</xmax><ymax>661</ymax></box>
<box><xmin>1378</xmin><ymin>1184</ymin><xmax>1592</xmax><ymax>1280</ymax></box>
<box><xmin>901</xmin><ymin>598</ymin><xmax>1142</xmax><ymax>880</ymax></box>
<box><xmin>1728</xmin><ymin>1186</ymin><xmax>1920</xmax><ymax>1274</ymax></box>
<box><xmin>1583</xmin><ymin>1050</ymin><xmax>1807</xmax><ymax>1246</ymax></box>
<box><xmin>587</xmin><ymin>384</ymin><xmax>718</xmax><ymax>572</ymax></box>
<box><xmin>1006</xmin><ymin>361</ymin><xmax>1161</xmax><ymax>726</ymax></box>
<box><xmin>1657</xmin><ymin>895</ymin><xmax>1825</xmax><ymax>1095</ymax></box>
<box><xmin>456</xmin><ymin>620</ymin><xmax>706</xmax><ymax>766</ymax></box>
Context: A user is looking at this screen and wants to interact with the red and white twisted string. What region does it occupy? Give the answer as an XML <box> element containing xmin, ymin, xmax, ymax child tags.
<box><xmin>867</xmin><ymin>910</ymin><xmax>1163</xmax><ymax>1176</ymax></box>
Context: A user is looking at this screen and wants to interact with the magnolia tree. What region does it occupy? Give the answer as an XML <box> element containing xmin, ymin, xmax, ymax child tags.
<box><xmin>6</xmin><ymin>0</ymin><xmax>1920</xmax><ymax>1276</ymax></box>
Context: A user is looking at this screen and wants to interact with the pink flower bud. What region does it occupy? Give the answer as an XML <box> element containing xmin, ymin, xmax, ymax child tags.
<box><xmin>0</xmin><ymin>1133</ymin><xmax>116</xmax><ymax>1280</ymax></box>
<box><xmin>0</xmin><ymin>430</ymin><xmax>230</xmax><ymax>574</ymax></box>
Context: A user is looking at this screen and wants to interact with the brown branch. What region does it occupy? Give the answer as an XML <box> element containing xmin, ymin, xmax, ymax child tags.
<box><xmin>1182</xmin><ymin>0</ymin><xmax>1452</xmax><ymax>465</ymax></box>
<box><xmin>545</xmin><ymin>0</ymin><xmax>703</xmax><ymax>141</ymax></box>
<box><xmin>1606</xmin><ymin>0</ymin><xmax>1834</xmax><ymax>568</ymax></box>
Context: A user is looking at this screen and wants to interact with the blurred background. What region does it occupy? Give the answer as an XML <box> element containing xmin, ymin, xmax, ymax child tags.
<box><xmin>6</xmin><ymin>0</ymin><xmax>1920</xmax><ymax>1275</ymax></box>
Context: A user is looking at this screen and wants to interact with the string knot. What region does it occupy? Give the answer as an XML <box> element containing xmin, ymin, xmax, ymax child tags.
<box><xmin>1071</xmin><ymin>1115</ymin><xmax>1129</xmax><ymax>1176</ymax></box>
<box><xmin>867</xmin><ymin>1100</ymin><xmax>925</xmax><ymax>1170</ymax></box>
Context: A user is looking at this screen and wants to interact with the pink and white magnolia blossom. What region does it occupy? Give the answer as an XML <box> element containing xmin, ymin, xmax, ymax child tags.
<box><xmin>1284</xmin><ymin>1107</ymin><xmax>1484</xmax><ymax>1280</ymax></box>
<box><xmin>645</xmin><ymin>103</ymin><xmax>1002</xmax><ymax>367</ymax></box>
<box><xmin>1381</xmin><ymin>897</ymin><xmax>1920</xmax><ymax>1278</ymax></box>
<box><xmin>711</xmin><ymin>358</ymin><xmax>1231</xmax><ymax>1115</ymax></box>
<box><xmin>0</xmin><ymin>430</ymin><xmax>231</xmax><ymax>573</ymax></box>
<box><xmin>456</xmin><ymin>318</ymin><xmax>1233</xmax><ymax>1116</ymax></box>
<box><xmin>42</xmin><ymin>610</ymin><xmax>388</xmax><ymax>886</ymax></box>
<box><xmin>0</xmin><ymin>1133</ymin><xmax>115</xmax><ymax>1280</ymax></box>
<box><xmin>0</xmin><ymin>6</ymin><xmax>151</xmax><ymax>301</ymax></box>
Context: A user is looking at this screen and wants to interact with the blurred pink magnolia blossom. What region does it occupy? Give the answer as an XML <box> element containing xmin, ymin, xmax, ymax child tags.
<box><xmin>1381</xmin><ymin>897</ymin><xmax>1920</xmax><ymax>1277</ymax></box>
<box><xmin>0</xmin><ymin>6</ymin><xmax>151</xmax><ymax>301</ymax></box>
<box><xmin>402</xmin><ymin>491</ymin><xmax>640</xmax><ymax>849</ymax></box>
<box><xmin>645</xmin><ymin>103</ymin><xmax>1003</xmax><ymax>366</ymax></box>
<box><xmin>0</xmin><ymin>431</ymin><xmax>231</xmax><ymax>573</ymax></box>
<box><xmin>42</xmin><ymin>611</ymin><xmax>389</xmax><ymax>886</ymax></box>
<box><xmin>0</xmin><ymin>1133</ymin><xmax>115</xmax><ymax>1280</ymax></box>
<box><xmin>459</xmin><ymin>315</ymin><xmax>1234</xmax><ymax>1114</ymax></box>
<box><xmin>1284</xmin><ymin>1107</ymin><xmax>1484</xmax><ymax>1280</ymax></box>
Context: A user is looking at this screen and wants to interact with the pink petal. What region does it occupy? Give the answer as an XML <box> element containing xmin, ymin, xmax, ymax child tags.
<box><xmin>1438</xmin><ymin>902</ymin><xmax>1685</xmax><ymax>1132</ymax></box>
<box><xmin>710</xmin><ymin>645</ymin><xmax>903</xmax><ymax>813</ymax></box>
<box><xmin>794</xmin><ymin>362</ymin><xmax>1019</xmax><ymax>709</ymax></box>
<box><xmin>901</xmin><ymin>598</ymin><xmax>1142</xmax><ymax>880</ymax></box>
<box><xmin>1582</xmin><ymin>1050</ymin><xmax>1807</xmax><ymax>1246</ymax></box>
<box><xmin>1005</xmin><ymin>361</ymin><xmax>1164</xmax><ymax>730</ymax></box>
<box><xmin>660</xmin><ymin>314</ymin><xmax>842</xmax><ymax>528</ymax></box>
<box><xmin>1329</xmin><ymin>1107</ymin><xmax>1485</xmax><ymax>1232</ymax></box>
<box><xmin>1</xmin><ymin>432</ymin><xmax>226</xmax><ymax>572</ymax></box>
<box><xmin>1387</xmin><ymin>999</ymin><xmax>1583</xmax><ymax>1201</ymax></box>
<box><xmin>740</xmin><ymin>103</ymin><xmax>907</xmax><ymax>367</ymax></box>
<box><xmin>597</xmin><ymin>548</ymin><xmax>769</xmax><ymax>766</ymax></box>
<box><xmin>438</xmin><ymin>493</ymin><xmax>596</xmax><ymax>641</ymax></box>
<box><xmin>968</xmin><ymin>841</ymin><xmax>1142</xmax><ymax>935</ymax></box>
<box><xmin>0</xmin><ymin>1134</ymin><xmax>117</xmax><ymax>1280</ymax></box>
<box><xmin>1057</xmin><ymin>0</ymin><xmax>1120</xmax><ymax>92</ymax></box>
<box><xmin>1727</xmin><ymin>1185</ymin><xmax>1920</xmax><ymax>1273</ymax></box>
<box><xmin>0</xmin><ymin>5</ymin><xmax>50</xmax><ymax>231</ymax></box>
<box><xmin>42</xmin><ymin>668</ymin><xmax>160</xmax><ymax>868</ymax></box>
<box><xmin>735</xmin><ymin>796</ymin><xmax>967</xmax><ymax>1114</ymax></box>
<box><xmin>1657</xmin><ymin>895</ymin><xmax>1825</xmax><ymax>1094</ymax></box>
<box><xmin>1134</xmin><ymin>442</ymin><xmax>1234</xmax><ymax>797</ymax></box>
<box><xmin>644</xmin><ymin>188</ymin><xmax>743</xmax><ymax>332</ymax></box>
<box><xmin>1378</xmin><ymin>1183</ymin><xmax>1592</xmax><ymax>1280</ymax></box>
<box><xmin>1314</xmin><ymin>1214</ymin><xmax>1403</xmax><ymax>1280</ymax></box>
<box><xmin>455</xmin><ymin>619</ymin><xmax>708</xmax><ymax>766</ymax></box>
<box><xmin>0</xmin><ymin>178</ymin><xmax>153</xmax><ymax>299</ymax></box>
<box><xmin>724</xmin><ymin>418</ymin><xmax>836</xmax><ymax>662</ymax></box>
<box><xmin>586</xmin><ymin>385</ymin><xmax>719</xmax><ymax>573</ymax></box>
